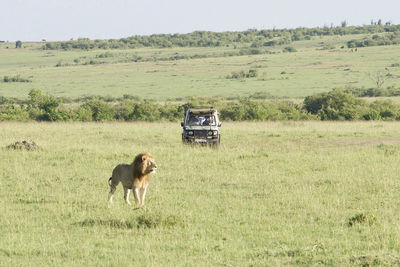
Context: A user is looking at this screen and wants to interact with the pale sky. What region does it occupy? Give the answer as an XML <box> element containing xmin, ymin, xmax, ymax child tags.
<box><xmin>1</xmin><ymin>0</ymin><xmax>400</xmax><ymax>42</ymax></box>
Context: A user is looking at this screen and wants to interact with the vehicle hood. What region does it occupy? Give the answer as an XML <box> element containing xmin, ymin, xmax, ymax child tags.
<box><xmin>183</xmin><ymin>125</ymin><xmax>219</xmax><ymax>131</ymax></box>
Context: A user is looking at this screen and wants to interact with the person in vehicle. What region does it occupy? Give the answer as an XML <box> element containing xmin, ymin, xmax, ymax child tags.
<box><xmin>202</xmin><ymin>116</ymin><xmax>212</xmax><ymax>125</ymax></box>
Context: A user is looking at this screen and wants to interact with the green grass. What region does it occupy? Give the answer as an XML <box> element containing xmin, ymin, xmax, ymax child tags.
<box><xmin>1</xmin><ymin>121</ymin><xmax>400</xmax><ymax>265</ymax></box>
<box><xmin>1</xmin><ymin>35</ymin><xmax>400</xmax><ymax>100</ymax></box>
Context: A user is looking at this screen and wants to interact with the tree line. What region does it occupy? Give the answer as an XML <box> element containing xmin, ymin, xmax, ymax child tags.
<box><xmin>1</xmin><ymin>89</ymin><xmax>400</xmax><ymax>122</ymax></box>
<box><xmin>41</xmin><ymin>24</ymin><xmax>400</xmax><ymax>50</ymax></box>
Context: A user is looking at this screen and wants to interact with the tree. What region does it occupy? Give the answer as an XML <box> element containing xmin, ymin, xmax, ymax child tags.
<box><xmin>369</xmin><ymin>69</ymin><xmax>392</xmax><ymax>89</ymax></box>
<box><xmin>15</xmin><ymin>40</ymin><xmax>22</xmax><ymax>48</ymax></box>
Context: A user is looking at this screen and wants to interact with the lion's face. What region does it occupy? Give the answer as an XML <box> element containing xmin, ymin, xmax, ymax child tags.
<box><xmin>141</xmin><ymin>153</ymin><xmax>157</xmax><ymax>174</ymax></box>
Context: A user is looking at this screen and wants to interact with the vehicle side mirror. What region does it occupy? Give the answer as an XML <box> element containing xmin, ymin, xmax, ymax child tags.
<box><xmin>218</xmin><ymin>122</ymin><xmax>222</xmax><ymax>127</ymax></box>
<box><xmin>181</xmin><ymin>122</ymin><xmax>184</xmax><ymax>127</ymax></box>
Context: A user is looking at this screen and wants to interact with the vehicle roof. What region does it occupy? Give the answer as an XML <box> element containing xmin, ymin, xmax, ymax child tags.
<box><xmin>188</xmin><ymin>107</ymin><xmax>217</xmax><ymax>114</ymax></box>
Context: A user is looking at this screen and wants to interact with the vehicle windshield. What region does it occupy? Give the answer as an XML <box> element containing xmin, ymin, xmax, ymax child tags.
<box><xmin>186</xmin><ymin>114</ymin><xmax>216</xmax><ymax>126</ymax></box>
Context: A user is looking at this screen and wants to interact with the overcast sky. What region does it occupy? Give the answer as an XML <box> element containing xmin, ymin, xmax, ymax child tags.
<box><xmin>2</xmin><ymin>0</ymin><xmax>400</xmax><ymax>42</ymax></box>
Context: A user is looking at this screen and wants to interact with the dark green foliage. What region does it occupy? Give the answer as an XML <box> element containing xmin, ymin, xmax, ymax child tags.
<box><xmin>220</xmin><ymin>99</ymin><xmax>313</xmax><ymax>121</ymax></box>
<box><xmin>347</xmin><ymin>32</ymin><xmax>400</xmax><ymax>48</ymax></box>
<box><xmin>344</xmin><ymin>86</ymin><xmax>400</xmax><ymax>97</ymax></box>
<box><xmin>80</xmin><ymin>98</ymin><xmax>115</xmax><ymax>121</ymax></box>
<box><xmin>3</xmin><ymin>75</ymin><xmax>31</xmax><ymax>83</ymax></box>
<box><xmin>303</xmin><ymin>89</ymin><xmax>369</xmax><ymax>120</ymax></box>
<box><xmin>15</xmin><ymin>40</ymin><xmax>22</xmax><ymax>48</ymax></box>
<box><xmin>370</xmin><ymin>100</ymin><xmax>400</xmax><ymax>120</ymax></box>
<box><xmin>0</xmin><ymin>105</ymin><xmax>30</xmax><ymax>121</ymax></box>
<box><xmin>1</xmin><ymin>89</ymin><xmax>400</xmax><ymax>122</ymax></box>
<box><xmin>130</xmin><ymin>100</ymin><xmax>161</xmax><ymax>121</ymax></box>
<box><xmin>73</xmin><ymin>106</ymin><xmax>93</xmax><ymax>121</ymax></box>
<box><xmin>304</xmin><ymin>89</ymin><xmax>400</xmax><ymax>120</ymax></box>
<box><xmin>41</xmin><ymin>24</ymin><xmax>400</xmax><ymax>51</ymax></box>
<box><xmin>27</xmin><ymin>89</ymin><xmax>67</xmax><ymax>121</ymax></box>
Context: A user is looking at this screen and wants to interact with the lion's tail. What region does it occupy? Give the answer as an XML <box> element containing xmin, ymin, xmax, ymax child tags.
<box><xmin>108</xmin><ymin>177</ymin><xmax>112</xmax><ymax>186</ymax></box>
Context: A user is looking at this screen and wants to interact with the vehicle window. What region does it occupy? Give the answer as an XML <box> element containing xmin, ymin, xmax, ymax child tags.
<box><xmin>186</xmin><ymin>114</ymin><xmax>216</xmax><ymax>126</ymax></box>
<box><xmin>202</xmin><ymin>115</ymin><xmax>215</xmax><ymax>126</ymax></box>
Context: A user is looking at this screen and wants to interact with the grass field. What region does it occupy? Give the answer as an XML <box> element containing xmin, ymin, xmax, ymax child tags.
<box><xmin>1</xmin><ymin>121</ymin><xmax>400</xmax><ymax>265</ymax></box>
<box><xmin>1</xmin><ymin>34</ymin><xmax>400</xmax><ymax>100</ymax></box>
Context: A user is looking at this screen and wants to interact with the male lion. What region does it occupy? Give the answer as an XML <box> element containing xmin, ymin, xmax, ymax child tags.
<box><xmin>108</xmin><ymin>152</ymin><xmax>157</xmax><ymax>206</ymax></box>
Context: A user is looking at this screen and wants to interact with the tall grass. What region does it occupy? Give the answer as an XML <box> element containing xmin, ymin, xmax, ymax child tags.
<box><xmin>1</xmin><ymin>122</ymin><xmax>400</xmax><ymax>265</ymax></box>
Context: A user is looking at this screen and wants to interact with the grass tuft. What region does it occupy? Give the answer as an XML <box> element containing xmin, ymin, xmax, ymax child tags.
<box><xmin>347</xmin><ymin>213</ymin><xmax>377</xmax><ymax>227</ymax></box>
<box><xmin>135</xmin><ymin>213</ymin><xmax>185</xmax><ymax>229</ymax></box>
<box><xmin>77</xmin><ymin>213</ymin><xmax>185</xmax><ymax>230</ymax></box>
<box><xmin>78</xmin><ymin>218</ymin><xmax>135</xmax><ymax>229</ymax></box>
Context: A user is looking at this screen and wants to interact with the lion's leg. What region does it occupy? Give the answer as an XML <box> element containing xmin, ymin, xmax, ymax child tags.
<box><xmin>123</xmin><ymin>186</ymin><xmax>131</xmax><ymax>205</ymax></box>
<box><xmin>108</xmin><ymin>183</ymin><xmax>117</xmax><ymax>203</ymax></box>
<box><xmin>139</xmin><ymin>186</ymin><xmax>147</xmax><ymax>206</ymax></box>
<box><xmin>133</xmin><ymin>187</ymin><xmax>141</xmax><ymax>206</ymax></box>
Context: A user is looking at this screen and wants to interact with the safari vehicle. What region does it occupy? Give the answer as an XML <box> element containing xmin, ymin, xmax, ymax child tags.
<box><xmin>181</xmin><ymin>107</ymin><xmax>221</xmax><ymax>146</ymax></box>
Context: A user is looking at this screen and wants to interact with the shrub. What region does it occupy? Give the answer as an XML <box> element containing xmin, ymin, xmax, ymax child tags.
<box><xmin>131</xmin><ymin>100</ymin><xmax>161</xmax><ymax>121</ymax></box>
<box><xmin>283</xmin><ymin>46</ymin><xmax>297</xmax><ymax>52</ymax></box>
<box><xmin>347</xmin><ymin>213</ymin><xmax>376</xmax><ymax>227</ymax></box>
<box><xmin>226</xmin><ymin>69</ymin><xmax>258</xmax><ymax>79</ymax></box>
<box><xmin>304</xmin><ymin>89</ymin><xmax>368</xmax><ymax>120</ymax></box>
<box><xmin>27</xmin><ymin>89</ymin><xmax>67</xmax><ymax>121</ymax></box>
<box><xmin>80</xmin><ymin>98</ymin><xmax>115</xmax><ymax>121</ymax></box>
<box><xmin>73</xmin><ymin>106</ymin><xmax>93</xmax><ymax>121</ymax></box>
<box><xmin>3</xmin><ymin>75</ymin><xmax>31</xmax><ymax>83</ymax></box>
<box><xmin>220</xmin><ymin>99</ymin><xmax>312</xmax><ymax>121</ymax></box>
<box><xmin>370</xmin><ymin>100</ymin><xmax>399</xmax><ymax>120</ymax></box>
<box><xmin>362</xmin><ymin>109</ymin><xmax>381</xmax><ymax>120</ymax></box>
<box><xmin>0</xmin><ymin>105</ymin><xmax>30</xmax><ymax>121</ymax></box>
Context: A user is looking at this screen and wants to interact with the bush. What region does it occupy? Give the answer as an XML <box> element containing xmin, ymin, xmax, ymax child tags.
<box><xmin>304</xmin><ymin>89</ymin><xmax>368</xmax><ymax>120</ymax></box>
<box><xmin>131</xmin><ymin>100</ymin><xmax>161</xmax><ymax>121</ymax></box>
<box><xmin>27</xmin><ymin>89</ymin><xmax>67</xmax><ymax>121</ymax></box>
<box><xmin>80</xmin><ymin>98</ymin><xmax>115</xmax><ymax>121</ymax></box>
<box><xmin>344</xmin><ymin>86</ymin><xmax>400</xmax><ymax>97</ymax></box>
<box><xmin>1</xmin><ymin>89</ymin><xmax>400</xmax><ymax>122</ymax></box>
<box><xmin>73</xmin><ymin>106</ymin><xmax>93</xmax><ymax>121</ymax></box>
<box><xmin>0</xmin><ymin>105</ymin><xmax>30</xmax><ymax>121</ymax></box>
<box><xmin>283</xmin><ymin>46</ymin><xmax>297</xmax><ymax>52</ymax></box>
<box><xmin>226</xmin><ymin>69</ymin><xmax>258</xmax><ymax>79</ymax></box>
<box><xmin>3</xmin><ymin>75</ymin><xmax>31</xmax><ymax>83</ymax></box>
<box><xmin>220</xmin><ymin>99</ymin><xmax>312</xmax><ymax>121</ymax></box>
<box><xmin>370</xmin><ymin>100</ymin><xmax>399</xmax><ymax>120</ymax></box>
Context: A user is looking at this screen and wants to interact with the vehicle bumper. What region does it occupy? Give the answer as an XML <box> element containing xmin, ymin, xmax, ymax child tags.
<box><xmin>182</xmin><ymin>136</ymin><xmax>219</xmax><ymax>144</ymax></box>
